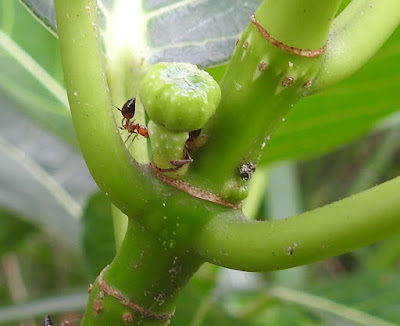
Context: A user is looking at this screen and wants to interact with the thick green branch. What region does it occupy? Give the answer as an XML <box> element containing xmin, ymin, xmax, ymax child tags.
<box><xmin>80</xmin><ymin>220</ymin><xmax>203</xmax><ymax>326</ymax></box>
<box><xmin>196</xmin><ymin>177</ymin><xmax>400</xmax><ymax>271</ymax></box>
<box><xmin>315</xmin><ymin>0</ymin><xmax>400</xmax><ymax>90</ymax></box>
<box><xmin>54</xmin><ymin>0</ymin><xmax>153</xmax><ymax>215</ymax></box>
<box><xmin>256</xmin><ymin>0</ymin><xmax>340</xmax><ymax>50</ymax></box>
<box><xmin>192</xmin><ymin>0</ymin><xmax>341</xmax><ymax>189</ymax></box>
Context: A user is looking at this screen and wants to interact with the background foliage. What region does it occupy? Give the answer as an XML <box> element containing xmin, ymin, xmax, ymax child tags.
<box><xmin>0</xmin><ymin>1</ymin><xmax>399</xmax><ymax>325</ymax></box>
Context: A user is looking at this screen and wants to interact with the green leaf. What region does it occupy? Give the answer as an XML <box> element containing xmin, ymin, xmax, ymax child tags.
<box><xmin>5</xmin><ymin>1</ymin><xmax>61</xmax><ymax>75</ymax></box>
<box><xmin>0</xmin><ymin>3</ymin><xmax>76</xmax><ymax>147</ymax></box>
<box><xmin>310</xmin><ymin>269</ymin><xmax>400</xmax><ymax>325</ymax></box>
<box><xmin>172</xmin><ymin>287</ymin><xmax>258</xmax><ymax>326</ymax></box>
<box><xmin>82</xmin><ymin>192</ymin><xmax>115</xmax><ymax>280</ymax></box>
<box><xmin>228</xmin><ymin>284</ymin><xmax>398</xmax><ymax>326</ymax></box>
<box><xmin>260</xmin><ymin>26</ymin><xmax>400</xmax><ymax>164</ymax></box>
<box><xmin>19</xmin><ymin>0</ymin><xmax>111</xmax><ymax>36</ymax></box>
<box><xmin>145</xmin><ymin>0</ymin><xmax>261</xmax><ymax>67</ymax></box>
<box><xmin>222</xmin><ymin>290</ymin><xmax>325</xmax><ymax>326</ymax></box>
<box><xmin>21</xmin><ymin>0</ymin><xmax>262</xmax><ymax>68</ymax></box>
<box><xmin>253</xmin><ymin>305</ymin><xmax>325</xmax><ymax>326</ymax></box>
<box><xmin>0</xmin><ymin>210</ymin><xmax>36</xmax><ymax>256</ymax></box>
<box><xmin>19</xmin><ymin>0</ymin><xmax>57</xmax><ymax>36</ymax></box>
<box><xmin>0</xmin><ymin>135</ymin><xmax>82</xmax><ymax>250</ymax></box>
<box><xmin>0</xmin><ymin>97</ymin><xmax>89</xmax><ymax>251</ymax></box>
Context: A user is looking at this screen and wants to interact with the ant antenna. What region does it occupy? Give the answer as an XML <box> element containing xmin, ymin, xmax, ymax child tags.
<box><xmin>112</xmin><ymin>104</ymin><xmax>122</xmax><ymax>112</ymax></box>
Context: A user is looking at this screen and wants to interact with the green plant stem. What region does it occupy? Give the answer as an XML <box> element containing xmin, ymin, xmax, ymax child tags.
<box><xmin>192</xmin><ymin>0</ymin><xmax>341</xmax><ymax>188</ymax></box>
<box><xmin>316</xmin><ymin>0</ymin><xmax>400</xmax><ymax>90</ymax></box>
<box><xmin>80</xmin><ymin>220</ymin><xmax>203</xmax><ymax>326</ymax></box>
<box><xmin>53</xmin><ymin>0</ymin><xmax>237</xmax><ymax>265</ymax></box>
<box><xmin>266</xmin><ymin>162</ymin><xmax>307</xmax><ymax>288</ymax></box>
<box><xmin>256</xmin><ymin>0</ymin><xmax>340</xmax><ymax>49</ymax></box>
<box><xmin>54</xmin><ymin>0</ymin><xmax>156</xmax><ymax>217</ymax></box>
<box><xmin>196</xmin><ymin>177</ymin><xmax>400</xmax><ymax>271</ymax></box>
<box><xmin>53</xmin><ymin>0</ymin><xmax>224</xmax><ymax>235</ymax></box>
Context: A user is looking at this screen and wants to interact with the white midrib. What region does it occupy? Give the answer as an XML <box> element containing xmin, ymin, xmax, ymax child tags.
<box><xmin>104</xmin><ymin>0</ymin><xmax>149</xmax><ymax>61</ymax></box>
<box><xmin>104</xmin><ymin>0</ymin><xmax>200</xmax><ymax>61</ymax></box>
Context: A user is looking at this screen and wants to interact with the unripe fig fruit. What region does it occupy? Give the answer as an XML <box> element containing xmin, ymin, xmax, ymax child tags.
<box><xmin>139</xmin><ymin>62</ymin><xmax>221</xmax><ymax>132</ymax></box>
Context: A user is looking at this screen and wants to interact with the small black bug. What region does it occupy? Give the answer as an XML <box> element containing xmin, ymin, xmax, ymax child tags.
<box><xmin>44</xmin><ymin>315</ymin><xmax>53</xmax><ymax>326</ymax></box>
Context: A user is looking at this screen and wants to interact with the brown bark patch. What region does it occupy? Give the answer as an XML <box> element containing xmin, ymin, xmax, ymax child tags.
<box><xmin>123</xmin><ymin>312</ymin><xmax>134</xmax><ymax>323</ymax></box>
<box><xmin>250</xmin><ymin>15</ymin><xmax>327</xmax><ymax>57</ymax></box>
<box><xmin>282</xmin><ymin>76</ymin><xmax>295</xmax><ymax>87</ymax></box>
<box><xmin>150</xmin><ymin>164</ymin><xmax>242</xmax><ymax>209</ymax></box>
<box><xmin>93</xmin><ymin>299</ymin><xmax>102</xmax><ymax>315</ymax></box>
<box><xmin>97</xmin><ymin>266</ymin><xmax>173</xmax><ymax>321</ymax></box>
<box><xmin>258</xmin><ymin>61</ymin><xmax>268</xmax><ymax>71</ymax></box>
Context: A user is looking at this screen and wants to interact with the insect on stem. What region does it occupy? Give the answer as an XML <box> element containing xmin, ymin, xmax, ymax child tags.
<box><xmin>114</xmin><ymin>98</ymin><xmax>149</xmax><ymax>144</ymax></box>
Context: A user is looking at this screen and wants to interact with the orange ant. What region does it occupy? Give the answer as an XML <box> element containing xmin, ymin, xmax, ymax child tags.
<box><xmin>123</xmin><ymin>120</ymin><xmax>149</xmax><ymax>138</ymax></box>
<box><xmin>114</xmin><ymin>97</ymin><xmax>149</xmax><ymax>142</ymax></box>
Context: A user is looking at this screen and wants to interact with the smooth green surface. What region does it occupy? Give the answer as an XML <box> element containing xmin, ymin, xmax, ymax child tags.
<box><xmin>140</xmin><ymin>62</ymin><xmax>221</xmax><ymax>132</ymax></box>
<box><xmin>81</xmin><ymin>220</ymin><xmax>203</xmax><ymax>326</ymax></box>
<box><xmin>148</xmin><ymin>120</ymin><xmax>188</xmax><ymax>175</ymax></box>
<box><xmin>316</xmin><ymin>0</ymin><xmax>400</xmax><ymax>89</ymax></box>
<box><xmin>256</xmin><ymin>0</ymin><xmax>341</xmax><ymax>49</ymax></box>
<box><xmin>192</xmin><ymin>7</ymin><xmax>328</xmax><ymax>187</ymax></box>
<box><xmin>197</xmin><ymin>177</ymin><xmax>400</xmax><ymax>271</ymax></box>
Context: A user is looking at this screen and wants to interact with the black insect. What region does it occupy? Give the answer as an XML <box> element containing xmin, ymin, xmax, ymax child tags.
<box><xmin>44</xmin><ymin>315</ymin><xmax>53</xmax><ymax>326</ymax></box>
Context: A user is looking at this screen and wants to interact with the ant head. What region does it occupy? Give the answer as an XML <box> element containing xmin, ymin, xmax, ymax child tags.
<box><xmin>122</xmin><ymin>98</ymin><xmax>136</xmax><ymax>117</ymax></box>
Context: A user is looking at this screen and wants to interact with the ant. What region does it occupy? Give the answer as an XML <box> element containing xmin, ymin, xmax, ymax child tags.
<box><xmin>114</xmin><ymin>97</ymin><xmax>149</xmax><ymax>142</ymax></box>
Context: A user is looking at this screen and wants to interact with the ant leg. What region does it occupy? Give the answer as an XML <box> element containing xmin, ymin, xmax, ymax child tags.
<box><xmin>127</xmin><ymin>133</ymin><xmax>139</xmax><ymax>148</ymax></box>
<box><xmin>124</xmin><ymin>132</ymin><xmax>133</xmax><ymax>144</ymax></box>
